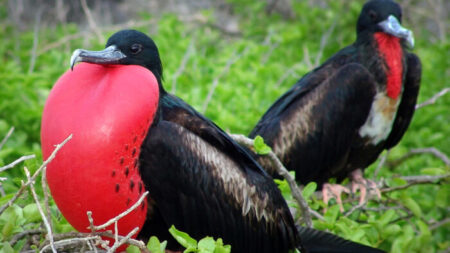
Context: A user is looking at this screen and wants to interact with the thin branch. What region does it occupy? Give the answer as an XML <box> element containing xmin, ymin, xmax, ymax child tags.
<box><xmin>0</xmin><ymin>127</ymin><xmax>14</xmax><ymax>150</ymax></box>
<box><xmin>0</xmin><ymin>154</ymin><xmax>36</xmax><ymax>173</ymax></box>
<box><xmin>9</xmin><ymin>229</ymin><xmax>46</xmax><ymax>246</ymax></box>
<box><xmin>415</xmin><ymin>88</ymin><xmax>449</xmax><ymax>109</ymax></box>
<box><xmin>430</xmin><ymin>217</ymin><xmax>450</xmax><ymax>231</ymax></box>
<box><xmin>0</xmin><ymin>134</ymin><xmax>72</xmax><ymax>215</ymax></box>
<box><xmin>24</xmin><ymin>167</ymin><xmax>56</xmax><ymax>253</ymax></box>
<box><xmin>381</xmin><ymin>174</ymin><xmax>449</xmax><ymax>193</ymax></box>
<box><xmin>274</xmin><ymin>63</ymin><xmax>302</xmax><ymax>88</ymax></box>
<box><xmin>171</xmin><ymin>39</ymin><xmax>195</xmax><ymax>94</ymax></box>
<box><xmin>108</xmin><ymin>227</ymin><xmax>139</xmax><ymax>253</ymax></box>
<box><xmin>230</xmin><ymin>134</ymin><xmax>313</xmax><ymax>227</ymax></box>
<box><xmin>40</xmin><ymin>236</ymin><xmax>102</xmax><ymax>252</ymax></box>
<box><xmin>42</xmin><ymin>164</ymin><xmax>53</xmax><ymax>233</ymax></box>
<box><xmin>28</xmin><ymin>7</ymin><xmax>43</xmax><ymax>74</ymax></box>
<box><xmin>41</xmin><ymin>231</ymin><xmax>150</xmax><ymax>253</ymax></box>
<box><xmin>202</xmin><ymin>47</ymin><xmax>250</xmax><ymax>113</ymax></box>
<box><xmin>386</xmin><ymin>147</ymin><xmax>450</xmax><ymax>168</ymax></box>
<box><xmin>374</xmin><ymin>150</ymin><xmax>389</xmax><ymax>179</ymax></box>
<box><xmin>314</xmin><ymin>19</ymin><xmax>337</xmax><ymax>67</ymax></box>
<box><xmin>89</xmin><ymin>191</ymin><xmax>149</xmax><ymax>231</ymax></box>
<box><xmin>80</xmin><ymin>0</ymin><xmax>104</xmax><ymax>43</ymax></box>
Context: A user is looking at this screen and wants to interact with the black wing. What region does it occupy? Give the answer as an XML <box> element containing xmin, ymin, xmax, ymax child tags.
<box><xmin>384</xmin><ymin>53</ymin><xmax>421</xmax><ymax>149</ymax></box>
<box><xmin>138</xmin><ymin>120</ymin><xmax>299</xmax><ymax>253</ymax></box>
<box><xmin>297</xmin><ymin>226</ymin><xmax>385</xmax><ymax>253</ymax></box>
<box><xmin>161</xmin><ymin>93</ymin><xmax>271</xmax><ymax>179</ymax></box>
<box><xmin>250</xmin><ymin>63</ymin><xmax>377</xmax><ymax>185</ymax></box>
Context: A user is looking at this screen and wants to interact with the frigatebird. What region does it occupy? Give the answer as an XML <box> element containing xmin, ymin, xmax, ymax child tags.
<box><xmin>249</xmin><ymin>0</ymin><xmax>421</xmax><ymax>207</ymax></box>
<box><xmin>41</xmin><ymin>29</ymin><xmax>385</xmax><ymax>252</ymax></box>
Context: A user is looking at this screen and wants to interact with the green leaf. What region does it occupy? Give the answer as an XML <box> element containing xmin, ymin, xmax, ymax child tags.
<box><xmin>253</xmin><ymin>135</ymin><xmax>272</xmax><ymax>155</ymax></box>
<box><xmin>126</xmin><ymin>245</ymin><xmax>141</xmax><ymax>253</ymax></box>
<box><xmin>147</xmin><ymin>236</ymin><xmax>163</xmax><ymax>253</ymax></box>
<box><xmin>0</xmin><ymin>242</ymin><xmax>15</xmax><ymax>253</ymax></box>
<box><xmin>302</xmin><ymin>182</ymin><xmax>317</xmax><ymax>200</ymax></box>
<box><xmin>198</xmin><ymin>237</ymin><xmax>216</xmax><ymax>252</ymax></box>
<box><xmin>401</xmin><ymin>197</ymin><xmax>422</xmax><ymax>217</ymax></box>
<box><xmin>23</xmin><ymin>203</ymin><xmax>41</xmax><ymax>223</ymax></box>
<box><xmin>377</xmin><ymin>209</ymin><xmax>396</xmax><ymax>228</ymax></box>
<box><xmin>420</xmin><ymin>167</ymin><xmax>446</xmax><ymax>175</ymax></box>
<box><xmin>324</xmin><ymin>205</ymin><xmax>340</xmax><ymax>225</ymax></box>
<box><xmin>169</xmin><ymin>225</ymin><xmax>198</xmax><ymax>249</ymax></box>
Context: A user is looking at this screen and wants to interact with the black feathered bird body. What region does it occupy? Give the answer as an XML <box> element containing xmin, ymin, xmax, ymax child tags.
<box><xmin>138</xmin><ymin>92</ymin><xmax>302</xmax><ymax>253</ymax></box>
<box><xmin>250</xmin><ymin>31</ymin><xmax>421</xmax><ymax>187</ymax></box>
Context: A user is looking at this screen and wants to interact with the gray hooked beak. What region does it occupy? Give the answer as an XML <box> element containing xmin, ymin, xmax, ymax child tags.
<box><xmin>378</xmin><ymin>15</ymin><xmax>414</xmax><ymax>48</ymax></box>
<box><xmin>70</xmin><ymin>45</ymin><xmax>127</xmax><ymax>70</ymax></box>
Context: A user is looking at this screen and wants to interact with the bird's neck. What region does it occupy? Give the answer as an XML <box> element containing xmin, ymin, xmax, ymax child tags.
<box><xmin>373</xmin><ymin>32</ymin><xmax>404</xmax><ymax>99</ymax></box>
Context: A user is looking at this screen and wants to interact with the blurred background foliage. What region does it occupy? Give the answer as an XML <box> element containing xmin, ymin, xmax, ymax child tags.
<box><xmin>0</xmin><ymin>0</ymin><xmax>448</xmax><ymax>252</ymax></box>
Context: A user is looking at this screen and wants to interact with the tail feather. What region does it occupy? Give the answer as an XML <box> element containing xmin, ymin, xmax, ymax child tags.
<box><xmin>297</xmin><ymin>226</ymin><xmax>385</xmax><ymax>253</ymax></box>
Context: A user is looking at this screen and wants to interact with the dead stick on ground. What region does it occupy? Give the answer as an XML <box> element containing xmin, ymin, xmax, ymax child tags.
<box><xmin>80</xmin><ymin>0</ymin><xmax>104</xmax><ymax>43</ymax></box>
<box><xmin>230</xmin><ymin>134</ymin><xmax>313</xmax><ymax>227</ymax></box>
<box><xmin>88</xmin><ymin>191</ymin><xmax>148</xmax><ymax>231</ymax></box>
<box><xmin>24</xmin><ymin>166</ymin><xmax>57</xmax><ymax>253</ymax></box>
<box><xmin>0</xmin><ymin>155</ymin><xmax>36</xmax><ymax>173</ymax></box>
<box><xmin>0</xmin><ymin>134</ymin><xmax>72</xmax><ymax>215</ymax></box>
<box><xmin>40</xmin><ymin>236</ymin><xmax>102</xmax><ymax>253</ymax></box>
<box><xmin>386</xmin><ymin>147</ymin><xmax>450</xmax><ymax>168</ymax></box>
<box><xmin>381</xmin><ymin>174</ymin><xmax>449</xmax><ymax>193</ymax></box>
<box><xmin>415</xmin><ymin>87</ymin><xmax>449</xmax><ymax>109</ymax></box>
<box><xmin>0</xmin><ymin>127</ymin><xmax>14</xmax><ymax>150</ymax></box>
<box><xmin>172</xmin><ymin>39</ymin><xmax>195</xmax><ymax>94</ymax></box>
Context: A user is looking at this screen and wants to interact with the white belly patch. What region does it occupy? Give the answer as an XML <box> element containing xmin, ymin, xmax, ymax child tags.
<box><xmin>359</xmin><ymin>92</ymin><xmax>400</xmax><ymax>145</ymax></box>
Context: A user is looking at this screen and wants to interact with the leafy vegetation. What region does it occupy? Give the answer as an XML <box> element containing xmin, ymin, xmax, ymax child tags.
<box><xmin>0</xmin><ymin>0</ymin><xmax>448</xmax><ymax>252</ymax></box>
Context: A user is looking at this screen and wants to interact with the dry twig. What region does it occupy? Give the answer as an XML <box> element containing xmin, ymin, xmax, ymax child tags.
<box><xmin>230</xmin><ymin>134</ymin><xmax>313</xmax><ymax>227</ymax></box>
<box><xmin>0</xmin><ymin>127</ymin><xmax>14</xmax><ymax>150</ymax></box>
<box><xmin>80</xmin><ymin>0</ymin><xmax>105</xmax><ymax>43</ymax></box>
<box><xmin>381</xmin><ymin>174</ymin><xmax>449</xmax><ymax>193</ymax></box>
<box><xmin>171</xmin><ymin>39</ymin><xmax>195</xmax><ymax>94</ymax></box>
<box><xmin>0</xmin><ymin>155</ymin><xmax>36</xmax><ymax>173</ymax></box>
<box><xmin>386</xmin><ymin>147</ymin><xmax>450</xmax><ymax>168</ymax></box>
<box><xmin>24</xmin><ymin>166</ymin><xmax>57</xmax><ymax>253</ymax></box>
<box><xmin>415</xmin><ymin>88</ymin><xmax>449</xmax><ymax>109</ymax></box>
<box><xmin>0</xmin><ymin>134</ymin><xmax>72</xmax><ymax>215</ymax></box>
<box><xmin>88</xmin><ymin>191</ymin><xmax>148</xmax><ymax>231</ymax></box>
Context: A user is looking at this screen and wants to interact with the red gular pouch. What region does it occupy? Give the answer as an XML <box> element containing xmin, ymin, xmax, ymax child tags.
<box><xmin>41</xmin><ymin>63</ymin><xmax>159</xmax><ymax>251</ymax></box>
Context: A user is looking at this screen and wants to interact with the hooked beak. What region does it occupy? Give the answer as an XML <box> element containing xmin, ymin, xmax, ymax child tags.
<box><xmin>378</xmin><ymin>15</ymin><xmax>414</xmax><ymax>48</ymax></box>
<box><xmin>70</xmin><ymin>45</ymin><xmax>127</xmax><ymax>70</ymax></box>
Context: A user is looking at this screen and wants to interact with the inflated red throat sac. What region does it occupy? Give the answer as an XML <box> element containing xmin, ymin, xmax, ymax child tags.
<box><xmin>41</xmin><ymin>63</ymin><xmax>159</xmax><ymax>242</ymax></box>
<box><xmin>374</xmin><ymin>32</ymin><xmax>404</xmax><ymax>100</ymax></box>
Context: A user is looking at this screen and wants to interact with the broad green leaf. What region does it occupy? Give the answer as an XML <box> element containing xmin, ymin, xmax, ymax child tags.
<box><xmin>382</xmin><ymin>224</ymin><xmax>401</xmax><ymax>237</ymax></box>
<box><xmin>378</xmin><ymin>209</ymin><xmax>396</xmax><ymax>228</ymax></box>
<box><xmin>0</xmin><ymin>242</ymin><xmax>15</xmax><ymax>253</ymax></box>
<box><xmin>213</xmin><ymin>238</ymin><xmax>231</xmax><ymax>253</ymax></box>
<box><xmin>126</xmin><ymin>245</ymin><xmax>141</xmax><ymax>253</ymax></box>
<box><xmin>302</xmin><ymin>182</ymin><xmax>317</xmax><ymax>200</ymax></box>
<box><xmin>198</xmin><ymin>237</ymin><xmax>216</xmax><ymax>252</ymax></box>
<box><xmin>147</xmin><ymin>236</ymin><xmax>163</xmax><ymax>253</ymax></box>
<box><xmin>324</xmin><ymin>205</ymin><xmax>340</xmax><ymax>225</ymax></box>
<box><xmin>401</xmin><ymin>197</ymin><xmax>422</xmax><ymax>217</ymax></box>
<box><xmin>23</xmin><ymin>203</ymin><xmax>41</xmax><ymax>223</ymax></box>
<box><xmin>253</xmin><ymin>135</ymin><xmax>272</xmax><ymax>155</ymax></box>
<box><xmin>169</xmin><ymin>225</ymin><xmax>198</xmax><ymax>249</ymax></box>
<box><xmin>420</xmin><ymin>167</ymin><xmax>446</xmax><ymax>175</ymax></box>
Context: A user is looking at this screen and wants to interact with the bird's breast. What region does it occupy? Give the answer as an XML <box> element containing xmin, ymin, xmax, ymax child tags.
<box><xmin>358</xmin><ymin>92</ymin><xmax>400</xmax><ymax>145</ymax></box>
<box><xmin>41</xmin><ymin>63</ymin><xmax>159</xmax><ymax>238</ymax></box>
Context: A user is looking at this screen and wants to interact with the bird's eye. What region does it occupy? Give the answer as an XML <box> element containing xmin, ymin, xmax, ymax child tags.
<box><xmin>368</xmin><ymin>10</ymin><xmax>377</xmax><ymax>21</ymax></box>
<box><xmin>130</xmin><ymin>44</ymin><xmax>143</xmax><ymax>54</ymax></box>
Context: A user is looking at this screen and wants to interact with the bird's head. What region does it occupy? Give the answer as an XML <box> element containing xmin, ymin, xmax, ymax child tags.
<box><xmin>71</xmin><ymin>29</ymin><xmax>164</xmax><ymax>82</ymax></box>
<box><xmin>357</xmin><ymin>0</ymin><xmax>414</xmax><ymax>48</ymax></box>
